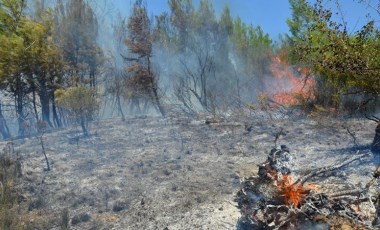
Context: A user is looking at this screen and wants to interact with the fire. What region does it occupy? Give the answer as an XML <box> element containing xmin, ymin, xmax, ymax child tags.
<box><xmin>277</xmin><ymin>174</ymin><xmax>306</xmax><ymax>208</ymax></box>
<box><xmin>268</xmin><ymin>55</ymin><xmax>315</xmax><ymax>106</ymax></box>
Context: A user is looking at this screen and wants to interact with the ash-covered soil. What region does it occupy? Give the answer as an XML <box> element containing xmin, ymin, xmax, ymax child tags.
<box><xmin>2</xmin><ymin>115</ymin><xmax>379</xmax><ymax>229</ymax></box>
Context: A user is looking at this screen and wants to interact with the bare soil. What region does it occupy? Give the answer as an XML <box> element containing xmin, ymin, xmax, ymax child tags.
<box><xmin>2</xmin><ymin>115</ymin><xmax>379</xmax><ymax>229</ymax></box>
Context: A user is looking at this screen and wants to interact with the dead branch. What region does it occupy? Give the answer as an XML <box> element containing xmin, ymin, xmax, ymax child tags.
<box><xmin>365</xmin><ymin>165</ymin><xmax>380</xmax><ymax>189</ymax></box>
<box><xmin>365</xmin><ymin>114</ymin><xmax>380</xmax><ymax>122</ymax></box>
<box><xmin>39</xmin><ymin>132</ymin><xmax>50</xmax><ymax>171</ymax></box>
<box><xmin>345</xmin><ymin>126</ymin><xmax>359</xmax><ymax>147</ymax></box>
<box><xmin>329</xmin><ymin>189</ymin><xmax>363</xmax><ymax>198</ymax></box>
<box><xmin>272</xmin><ymin>128</ymin><xmax>286</xmax><ymax>148</ymax></box>
<box><xmin>295</xmin><ymin>151</ymin><xmax>371</xmax><ymax>185</ymax></box>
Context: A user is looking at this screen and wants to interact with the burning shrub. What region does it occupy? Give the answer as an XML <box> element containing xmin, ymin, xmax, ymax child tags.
<box><xmin>268</xmin><ymin>56</ymin><xmax>315</xmax><ymax>107</ymax></box>
<box><xmin>236</xmin><ymin>146</ymin><xmax>378</xmax><ymax>229</ymax></box>
<box><xmin>277</xmin><ymin>174</ymin><xmax>305</xmax><ymax>208</ymax></box>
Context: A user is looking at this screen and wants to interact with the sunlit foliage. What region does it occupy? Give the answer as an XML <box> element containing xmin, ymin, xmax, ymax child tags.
<box><xmin>286</xmin><ymin>0</ymin><xmax>380</xmax><ymax>109</ymax></box>
<box><xmin>55</xmin><ymin>85</ymin><xmax>99</xmax><ymax>136</ymax></box>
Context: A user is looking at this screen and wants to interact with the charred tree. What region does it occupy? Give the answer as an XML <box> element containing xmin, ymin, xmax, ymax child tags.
<box><xmin>124</xmin><ymin>1</ymin><xmax>165</xmax><ymax>116</ymax></box>
<box><xmin>174</xmin><ymin>44</ymin><xmax>216</xmax><ymax>114</ymax></box>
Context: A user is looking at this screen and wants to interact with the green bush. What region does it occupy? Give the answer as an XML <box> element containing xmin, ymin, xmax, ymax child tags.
<box><xmin>55</xmin><ymin>85</ymin><xmax>100</xmax><ymax>136</ymax></box>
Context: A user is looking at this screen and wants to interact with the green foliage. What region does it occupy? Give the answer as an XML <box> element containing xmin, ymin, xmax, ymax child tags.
<box><xmin>286</xmin><ymin>0</ymin><xmax>380</xmax><ymax>108</ymax></box>
<box><xmin>55</xmin><ymin>85</ymin><xmax>99</xmax><ymax>135</ymax></box>
<box><xmin>231</xmin><ymin>17</ymin><xmax>273</xmax><ymax>75</ymax></box>
<box><xmin>194</xmin><ymin>0</ymin><xmax>217</xmax><ymax>39</ymax></box>
<box><xmin>0</xmin><ymin>0</ymin><xmax>66</xmax><ymax>134</ymax></box>
<box><xmin>168</xmin><ymin>0</ymin><xmax>195</xmax><ymax>51</ymax></box>
<box><xmin>54</xmin><ymin>0</ymin><xmax>103</xmax><ymax>87</ymax></box>
<box><xmin>0</xmin><ymin>0</ymin><xmax>26</xmax><ymax>34</ymax></box>
<box><xmin>219</xmin><ymin>5</ymin><xmax>233</xmax><ymax>36</ymax></box>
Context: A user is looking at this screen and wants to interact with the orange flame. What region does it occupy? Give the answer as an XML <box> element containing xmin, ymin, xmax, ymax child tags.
<box><xmin>269</xmin><ymin>55</ymin><xmax>315</xmax><ymax>106</ymax></box>
<box><xmin>277</xmin><ymin>174</ymin><xmax>306</xmax><ymax>208</ymax></box>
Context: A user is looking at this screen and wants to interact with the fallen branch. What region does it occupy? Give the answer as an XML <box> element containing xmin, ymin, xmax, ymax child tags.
<box><xmin>294</xmin><ymin>151</ymin><xmax>370</xmax><ymax>185</ymax></box>
<box><xmin>329</xmin><ymin>189</ymin><xmax>363</xmax><ymax>198</ymax></box>
<box><xmin>345</xmin><ymin>126</ymin><xmax>359</xmax><ymax>147</ymax></box>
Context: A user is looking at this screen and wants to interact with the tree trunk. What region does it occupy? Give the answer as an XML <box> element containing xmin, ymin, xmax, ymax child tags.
<box><xmin>0</xmin><ymin>104</ymin><xmax>10</xmax><ymax>139</ymax></box>
<box><xmin>152</xmin><ymin>86</ymin><xmax>165</xmax><ymax>117</ymax></box>
<box><xmin>147</xmin><ymin>58</ymin><xmax>165</xmax><ymax>117</ymax></box>
<box><xmin>90</xmin><ymin>68</ymin><xmax>96</xmax><ymax>88</ymax></box>
<box><xmin>52</xmin><ymin>99</ymin><xmax>62</xmax><ymax>128</ymax></box>
<box><xmin>16</xmin><ymin>94</ymin><xmax>25</xmax><ymax>137</ymax></box>
<box><xmin>32</xmin><ymin>89</ymin><xmax>39</xmax><ymax>121</ymax></box>
<box><xmin>116</xmin><ymin>90</ymin><xmax>125</xmax><ymax>120</ymax></box>
<box><xmin>130</xmin><ymin>96</ymin><xmax>141</xmax><ymax>114</ymax></box>
<box><xmin>371</xmin><ymin>123</ymin><xmax>380</xmax><ymax>154</ymax></box>
<box><xmin>80</xmin><ymin>117</ymin><xmax>88</xmax><ymax>136</ymax></box>
<box><xmin>38</xmin><ymin>78</ymin><xmax>54</xmax><ymax>128</ymax></box>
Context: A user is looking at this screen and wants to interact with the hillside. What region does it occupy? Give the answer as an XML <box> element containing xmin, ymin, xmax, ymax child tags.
<box><xmin>1</xmin><ymin>115</ymin><xmax>379</xmax><ymax>229</ymax></box>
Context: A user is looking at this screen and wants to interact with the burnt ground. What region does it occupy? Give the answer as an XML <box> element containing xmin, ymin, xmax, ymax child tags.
<box><xmin>2</xmin><ymin>114</ymin><xmax>379</xmax><ymax>229</ymax></box>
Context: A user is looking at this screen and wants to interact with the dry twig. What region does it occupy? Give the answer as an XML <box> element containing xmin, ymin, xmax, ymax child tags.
<box><xmin>294</xmin><ymin>151</ymin><xmax>370</xmax><ymax>185</ymax></box>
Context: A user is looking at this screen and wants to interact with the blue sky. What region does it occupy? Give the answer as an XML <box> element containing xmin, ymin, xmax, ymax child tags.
<box><xmin>113</xmin><ymin>0</ymin><xmax>380</xmax><ymax>39</ymax></box>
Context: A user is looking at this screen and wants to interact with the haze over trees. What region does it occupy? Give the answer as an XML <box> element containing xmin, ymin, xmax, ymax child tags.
<box><xmin>0</xmin><ymin>0</ymin><xmax>379</xmax><ymax>139</ymax></box>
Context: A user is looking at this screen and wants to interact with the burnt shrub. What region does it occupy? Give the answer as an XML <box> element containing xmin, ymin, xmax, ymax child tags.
<box><xmin>71</xmin><ymin>212</ymin><xmax>91</xmax><ymax>225</ymax></box>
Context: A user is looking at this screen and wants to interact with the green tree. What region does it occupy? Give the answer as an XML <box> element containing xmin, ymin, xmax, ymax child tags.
<box><xmin>54</xmin><ymin>0</ymin><xmax>103</xmax><ymax>87</ymax></box>
<box><xmin>55</xmin><ymin>85</ymin><xmax>99</xmax><ymax>136</ymax></box>
<box><xmin>230</xmin><ymin>16</ymin><xmax>273</xmax><ymax>95</ymax></box>
<box><xmin>194</xmin><ymin>0</ymin><xmax>217</xmax><ymax>41</ymax></box>
<box><xmin>0</xmin><ymin>0</ymin><xmax>66</xmax><ymax>136</ymax></box>
<box><xmin>105</xmin><ymin>13</ymin><xmax>128</xmax><ymax>120</ymax></box>
<box><xmin>26</xmin><ymin>7</ymin><xmax>65</xmax><ymax>128</ymax></box>
<box><xmin>219</xmin><ymin>5</ymin><xmax>233</xmax><ymax>37</ymax></box>
<box><xmin>153</xmin><ymin>12</ymin><xmax>173</xmax><ymax>49</ymax></box>
<box><xmin>0</xmin><ymin>0</ymin><xmax>38</xmax><ymax>136</ymax></box>
<box><xmin>168</xmin><ymin>0</ymin><xmax>194</xmax><ymax>52</ymax></box>
<box><xmin>286</xmin><ymin>0</ymin><xmax>380</xmax><ymax>109</ymax></box>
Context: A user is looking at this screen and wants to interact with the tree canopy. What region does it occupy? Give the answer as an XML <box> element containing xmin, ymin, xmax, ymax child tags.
<box><xmin>286</xmin><ymin>0</ymin><xmax>380</xmax><ymax>108</ymax></box>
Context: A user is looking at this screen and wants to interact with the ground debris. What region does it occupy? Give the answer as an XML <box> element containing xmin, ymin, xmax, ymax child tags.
<box><xmin>236</xmin><ymin>146</ymin><xmax>379</xmax><ymax>229</ymax></box>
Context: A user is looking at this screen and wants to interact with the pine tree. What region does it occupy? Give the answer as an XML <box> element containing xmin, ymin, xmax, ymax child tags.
<box><xmin>55</xmin><ymin>0</ymin><xmax>103</xmax><ymax>87</ymax></box>
<box><xmin>124</xmin><ymin>1</ymin><xmax>165</xmax><ymax>116</ymax></box>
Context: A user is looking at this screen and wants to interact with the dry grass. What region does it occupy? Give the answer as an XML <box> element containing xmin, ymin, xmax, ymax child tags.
<box><xmin>0</xmin><ymin>146</ymin><xmax>61</xmax><ymax>229</ymax></box>
<box><xmin>0</xmin><ymin>147</ymin><xmax>23</xmax><ymax>229</ymax></box>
